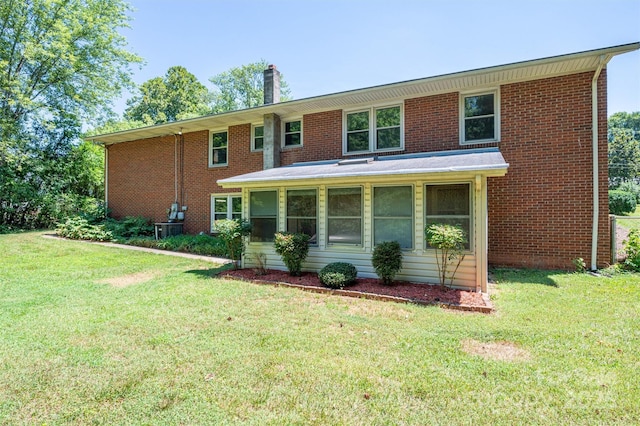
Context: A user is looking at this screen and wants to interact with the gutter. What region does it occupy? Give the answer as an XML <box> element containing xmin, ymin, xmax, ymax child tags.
<box><xmin>590</xmin><ymin>55</ymin><xmax>610</xmax><ymax>271</ymax></box>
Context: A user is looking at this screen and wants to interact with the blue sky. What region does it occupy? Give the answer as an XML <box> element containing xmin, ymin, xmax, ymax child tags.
<box><xmin>115</xmin><ymin>0</ymin><xmax>640</xmax><ymax>116</ymax></box>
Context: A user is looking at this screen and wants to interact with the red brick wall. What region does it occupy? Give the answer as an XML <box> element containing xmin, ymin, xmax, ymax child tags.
<box><xmin>107</xmin><ymin>69</ymin><xmax>610</xmax><ymax>269</ymax></box>
<box><xmin>487</xmin><ymin>70</ymin><xmax>609</xmax><ymax>269</ymax></box>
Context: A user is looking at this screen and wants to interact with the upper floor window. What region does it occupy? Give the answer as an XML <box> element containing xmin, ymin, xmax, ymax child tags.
<box><xmin>283</xmin><ymin>120</ymin><xmax>302</xmax><ymax>147</ymax></box>
<box><xmin>460</xmin><ymin>91</ymin><xmax>499</xmax><ymax>144</ymax></box>
<box><xmin>344</xmin><ymin>105</ymin><xmax>403</xmax><ymax>154</ymax></box>
<box><xmin>252</xmin><ymin>125</ymin><xmax>264</xmax><ymax>151</ymax></box>
<box><xmin>209</xmin><ymin>130</ymin><xmax>228</xmax><ymax>166</ymax></box>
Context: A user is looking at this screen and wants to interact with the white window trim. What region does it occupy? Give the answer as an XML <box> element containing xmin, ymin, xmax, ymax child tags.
<box><xmin>286</xmin><ymin>187</ymin><xmax>319</xmax><ymax>246</ymax></box>
<box><xmin>459</xmin><ymin>89</ymin><xmax>500</xmax><ymax>145</ymax></box>
<box><xmin>343</xmin><ymin>104</ymin><xmax>404</xmax><ymax>155</ymax></box>
<box><xmin>251</xmin><ymin>124</ymin><xmax>264</xmax><ymax>152</ymax></box>
<box><xmin>326</xmin><ymin>185</ymin><xmax>364</xmax><ymax>247</ymax></box>
<box><xmin>209</xmin><ymin>129</ymin><xmax>228</xmax><ymax>167</ymax></box>
<box><xmin>211</xmin><ymin>193</ymin><xmax>242</xmax><ymax>233</ymax></box>
<box><xmin>281</xmin><ymin>118</ymin><xmax>303</xmax><ymax>149</ymax></box>
<box><xmin>372</xmin><ymin>184</ymin><xmax>414</xmax><ymax>250</ymax></box>
<box><xmin>248</xmin><ymin>189</ymin><xmax>279</xmax><ymax>244</ymax></box>
<box><xmin>424</xmin><ymin>182</ymin><xmax>474</xmax><ymax>252</ymax></box>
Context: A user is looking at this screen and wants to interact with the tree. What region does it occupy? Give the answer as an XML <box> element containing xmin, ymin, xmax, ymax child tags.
<box><xmin>124</xmin><ymin>66</ymin><xmax>210</xmax><ymax>124</ymax></box>
<box><xmin>608</xmin><ymin>112</ymin><xmax>640</xmax><ymax>187</ymax></box>
<box><xmin>209</xmin><ymin>60</ymin><xmax>292</xmax><ymax>113</ymax></box>
<box><xmin>0</xmin><ymin>0</ymin><xmax>141</xmax><ymax>229</ymax></box>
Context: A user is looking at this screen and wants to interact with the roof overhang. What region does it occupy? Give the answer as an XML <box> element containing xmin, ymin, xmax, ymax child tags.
<box><xmin>218</xmin><ymin>148</ymin><xmax>508</xmax><ymax>188</ymax></box>
<box><xmin>92</xmin><ymin>42</ymin><xmax>639</xmax><ymax>146</ymax></box>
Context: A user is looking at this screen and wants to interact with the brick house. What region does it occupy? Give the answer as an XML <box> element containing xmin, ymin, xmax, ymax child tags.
<box><xmin>93</xmin><ymin>43</ymin><xmax>639</xmax><ymax>292</ymax></box>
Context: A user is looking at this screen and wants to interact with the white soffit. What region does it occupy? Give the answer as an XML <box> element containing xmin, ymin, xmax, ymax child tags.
<box><xmin>93</xmin><ymin>43</ymin><xmax>639</xmax><ymax>145</ymax></box>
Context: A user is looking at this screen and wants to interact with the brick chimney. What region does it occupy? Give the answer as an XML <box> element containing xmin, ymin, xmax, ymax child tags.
<box><xmin>263</xmin><ymin>64</ymin><xmax>281</xmax><ymax>105</ymax></box>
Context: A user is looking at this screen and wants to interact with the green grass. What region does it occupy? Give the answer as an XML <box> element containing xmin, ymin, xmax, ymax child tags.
<box><xmin>1</xmin><ymin>232</ymin><xmax>639</xmax><ymax>425</ymax></box>
<box><xmin>617</xmin><ymin>205</ymin><xmax>640</xmax><ymax>230</ymax></box>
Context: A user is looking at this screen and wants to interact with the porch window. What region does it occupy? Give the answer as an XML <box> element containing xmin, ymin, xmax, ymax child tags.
<box><xmin>344</xmin><ymin>105</ymin><xmax>402</xmax><ymax>154</ymax></box>
<box><xmin>211</xmin><ymin>194</ymin><xmax>242</xmax><ymax>231</ymax></box>
<box><xmin>249</xmin><ymin>190</ymin><xmax>277</xmax><ymax>242</ymax></box>
<box><xmin>425</xmin><ymin>184</ymin><xmax>471</xmax><ymax>250</ymax></box>
<box><xmin>209</xmin><ymin>130</ymin><xmax>228</xmax><ymax>166</ymax></box>
<box><xmin>461</xmin><ymin>91</ymin><xmax>499</xmax><ymax>144</ymax></box>
<box><xmin>373</xmin><ymin>185</ymin><xmax>413</xmax><ymax>249</ymax></box>
<box><xmin>286</xmin><ymin>189</ymin><xmax>317</xmax><ymax>244</ymax></box>
<box><xmin>327</xmin><ymin>187</ymin><xmax>362</xmax><ymax>245</ymax></box>
<box><xmin>252</xmin><ymin>125</ymin><xmax>264</xmax><ymax>151</ymax></box>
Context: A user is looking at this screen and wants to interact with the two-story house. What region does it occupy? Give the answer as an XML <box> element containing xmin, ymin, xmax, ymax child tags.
<box><xmin>92</xmin><ymin>43</ymin><xmax>639</xmax><ymax>292</ymax></box>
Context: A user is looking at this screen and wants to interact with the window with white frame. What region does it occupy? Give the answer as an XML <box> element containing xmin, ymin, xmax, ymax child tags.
<box><xmin>373</xmin><ymin>185</ymin><xmax>413</xmax><ymax>249</ymax></box>
<box><xmin>461</xmin><ymin>91</ymin><xmax>498</xmax><ymax>143</ymax></box>
<box><xmin>211</xmin><ymin>194</ymin><xmax>242</xmax><ymax>231</ymax></box>
<box><xmin>249</xmin><ymin>190</ymin><xmax>278</xmax><ymax>242</ymax></box>
<box><xmin>283</xmin><ymin>120</ymin><xmax>302</xmax><ymax>147</ymax></box>
<box><xmin>252</xmin><ymin>125</ymin><xmax>264</xmax><ymax>151</ymax></box>
<box><xmin>425</xmin><ymin>184</ymin><xmax>471</xmax><ymax>250</ymax></box>
<box><xmin>209</xmin><ymin>130</ymin><xmax>228</xmax><ymax>166</ymax></box>
<box><xmin>345</xmin><ymin>105</ymin><xmax>402</xmax><ymax>154</ymax></box>
<box><xmin>327</xmin><ymin>187</ymin><xmax>362</xmax><ymax>245</ymax></box>
<box><xmin>286</xmin><ymin>188</ymin><xmax>317</xmax><ymax>244</ymax></box>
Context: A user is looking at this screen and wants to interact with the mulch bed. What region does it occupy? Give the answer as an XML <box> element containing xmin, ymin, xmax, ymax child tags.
<box><xmin>219</xmin><ymin>268</ymin><xmax>492</xmax><ymax>313</ymax></box>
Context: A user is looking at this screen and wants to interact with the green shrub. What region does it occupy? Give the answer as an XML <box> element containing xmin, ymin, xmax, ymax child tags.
<box><xmin>609</xmin><ymin>190</ymin><xmax>637</xmax><ymax>215</ymax></box>
<box><xmin>55</xmin><ymin>217</ymin><xmax>113</xmax><ymax>242</ymax></box>
<box><xmin>106</xmin><ymin>216</ymin><xmax>153</xmax><ymax>239</ymax></box>
<box><xmin>425</xmin><ymin>223</ymin><xmax>467</xmax><ymax>288</ymax></box>
<box><xmin>371</xmin><ymin>241</ymin><xmax>403</xmax><ymax>285</ymax></box>
<box><xmin>623</xmin><ymin>229</ymin><xmax>640</xmax><ymax>272</ymax></box>
<box><xmin>617</xmin><ymin>181</ymin><xmax>640</xmax><ymax>203</ymax></box>
<box><xmin>274</xmin><ymin>232</ymin><xmax>310</xmax><ymax>276</ymax></box>
<box><xmin>319</xmin><ymin>262</ymin><xmax>358</xmax><ymax>289</ymax></box>
<box><xmin>214</xmin><ymin>219</ymin><xmax>252</xmax><ymax>268</ymax></box>
<box><xmin>124</xmin><ymin>236</ymin><xmax>158</xmax><ymax>248</ymax></box>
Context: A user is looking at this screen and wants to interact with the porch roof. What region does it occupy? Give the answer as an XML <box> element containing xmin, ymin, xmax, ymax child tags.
<box><xmin>218</xmin><ymin>148</ymin><xmax>508</xmax><ymax>187</ymax></box>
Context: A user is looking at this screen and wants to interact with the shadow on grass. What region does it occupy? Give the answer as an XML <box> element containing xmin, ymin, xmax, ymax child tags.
<box><xmin>491</xmin><ymin>268</ymin><xmax>559</xmax><ymax>287</ymax></box>
<box><xmin>184</xmin><ymin>263</ymin><xmax>234</xmax><ymax>279</ymax></box>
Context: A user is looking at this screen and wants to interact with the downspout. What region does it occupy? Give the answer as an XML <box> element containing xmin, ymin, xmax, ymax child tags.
<box><xmin>590</xmin><ymin>55</ymin><xmax>609</xmax><ymax>271</ymax></box>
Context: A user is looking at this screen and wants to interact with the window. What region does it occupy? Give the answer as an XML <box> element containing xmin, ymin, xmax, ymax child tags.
<box><xmin>249</xmin><ymin>190</ymin><xmax>278</xmax><ymax>242</ymax></box>
<box><xmin>373</xmin><ymin>186</ymin><xmax>413</xmax><ymax>249</ymax></box>
<box><xmin>211</xmin><ymin>195</ymin><xmax>242</xmax><ymax>231</ymax></box>
<box><xmin>327</xmin><ymin>187</ymin><xmax>362</xmax><ymax>245</ymax></box>
<box><xmin>209</xmin><ymin>130</ymin><xmax>228</xmax><ymax>166</ymax></box>
<box><xmin>425</xmin><ymin>184</ymin><xmax>471</xmax><ymax>250</ymax></box>
<box><xmin>283</xmin><ymin>120</ymin><xmax>302</xmax><ymax>147</ymax></box>
<box><xmin>345</xmin><ymin>105</ymin><xmax>402</xmax><ymax>154</ymax></box>
<box><xmin>461</xmin><ymin>91</ymin><xmax>498</xmax><ymax>143</ymax></box>
<box><xmin>286</xmin><ymin>189</ymin><xmax>317</xmax><ymax>244</ymax></box>
<box><xmin>252</xmin><ymin>125</ymin><xmax>264</xmax><ymax>151</ymax></box>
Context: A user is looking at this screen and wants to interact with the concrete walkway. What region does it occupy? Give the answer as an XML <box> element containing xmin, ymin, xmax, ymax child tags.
<box><xmin>43</xmin><ymin>234</ymin><xmax>232</xmax><ymax>264</ymax></box>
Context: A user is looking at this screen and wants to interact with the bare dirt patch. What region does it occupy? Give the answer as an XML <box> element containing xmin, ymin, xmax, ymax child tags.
<box><xmin>462</xmin><ymin>339</ymin><xmax>531</xmax><ymax>362</ymax></box>
<box><xmin>98</xmin><ymin>271</ymin><xmax>157</xmax><ymax>288</ymax></box>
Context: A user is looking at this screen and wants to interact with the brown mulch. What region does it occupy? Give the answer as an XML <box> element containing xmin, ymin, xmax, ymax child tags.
<box><xmin>219</xmin><ymin>268</ymin><xmax>492</xmax><ymax>312</ymax></box>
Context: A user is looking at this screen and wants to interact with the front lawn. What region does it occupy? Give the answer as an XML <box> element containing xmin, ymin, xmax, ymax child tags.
<box><xmin>1</xmin><ymin>232</ymin><xmax>638</xmax><ymax>424</ymax></box>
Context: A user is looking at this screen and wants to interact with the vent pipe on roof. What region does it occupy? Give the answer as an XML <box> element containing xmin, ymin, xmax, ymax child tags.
<box><xmin>263</xmin><ymin>64</ymin><xmax>281</xmax><ymax>105</ymax></box>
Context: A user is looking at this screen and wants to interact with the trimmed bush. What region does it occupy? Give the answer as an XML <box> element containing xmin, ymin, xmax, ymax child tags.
<box><xmin>425</xmin><ymin>223</ymin><xmax>467</xmax><ymax>288</ymax></box>
<box><xmin>214</xmin><ymin>219</ymin><xmax>252</xmax><ymax>268</ymax></box>
<box><xmin>617</xmin><ymin>181</ymin><xmax>640</xmax><ymax>203</ymax></box>
<box><xmin>319</xmin><ymin>262</ymin><xmax>358</xmax><ymax>289</ymax></box>
<box><xmin>609</xmin><ymin>190</ymin><xmax>637</xmax><ymax>215</ymax></box>
<box><xmin>55</xmin><ymin>217</ymin><xmax>113</xmax><ymax>241</ymax></box>
<box><xmin>371</xmin><ymin>241</ymin><xmax>403</xmax><ymax>285</ymax></box>
<box><xmin>274</xmin><ymin>232</ymin><xmax>310</xmax><ymax>276</ymax></box>
<box><xmin>623</xmin><ymin>229</ymin><xmax>640</xmax><ymax>272</ymax></box>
